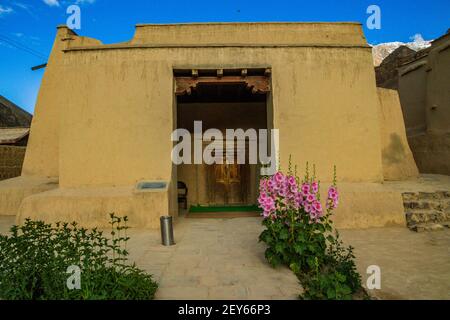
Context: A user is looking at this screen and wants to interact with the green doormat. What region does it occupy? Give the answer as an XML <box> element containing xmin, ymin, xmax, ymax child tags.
<box><xmin>189</xmin><ymin>204</ymin><xmax>261</xmax><ymax>213</ymax></box>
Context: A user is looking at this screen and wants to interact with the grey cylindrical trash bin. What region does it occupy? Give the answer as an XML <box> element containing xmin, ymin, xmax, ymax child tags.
<box><xmin>160</xmin><ymin>216</ymin><xmax>175</xmax><ymax>246</ymax></box>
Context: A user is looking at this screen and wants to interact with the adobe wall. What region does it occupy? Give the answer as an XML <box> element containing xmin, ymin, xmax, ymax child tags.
<box><xmin>21</xmin><ymin>27</ymin><xmax>103</xmax><ymax>178</ymax></box>
<box><xmin>426</xmin><ymin>45</ymin><xmax>450</xmax><ymax>134</ymax></box>
<box><xmin>49</xmin><ymin>23</ymin><xmax>382</xmax><ymax>187</ymax></box>
<box><xmin>398</xmin><ymin>62</ymin><xmax>428</xmax><ymax>135</ymax></box>
<box><xmin>398</xmin><ymin>34</ymin><xmax>450</xmax><ymax>175</ymax></box>
<box><xmin>377</xmin><ymin>88</ymin><xmax>418</xmax><ymax>180</ymax></box>
<box><xmin>2</xmin><ymin>23</ymin><xmax>399</xmax><ymax>228</ymax></box>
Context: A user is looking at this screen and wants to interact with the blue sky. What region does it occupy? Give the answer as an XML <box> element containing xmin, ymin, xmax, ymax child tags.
<box><xmin>0</xmin><ymin>0</ymin><xmax>449</xmax><ymax>114</ymax></box>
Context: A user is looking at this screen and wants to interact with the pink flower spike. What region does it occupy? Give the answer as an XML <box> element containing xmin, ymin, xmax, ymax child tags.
<box><xmin>274</xmin><ymin>172</ymin><xmax>284</xmax><ymax>183</ymax></box>
<box><xmin>312</xmin><ymin>200</ymin><xmax>322</xmax><ymax>212</ymax></box>
<box><xmin>301</xmin><ymin>183</ymin><xmax>310</xmax><ymax>194</ymax></box>
<box><xmin>287</xmin><ymin>176</ymin><xmax>296</xmax><ymax>186</ymax></box>
<box><xmin>304</xmin><ymin>203</ymin><xmax>312</xmax><ymax>213</ymax></box>
<box><xmin>306</xmin><ymin>194</ymin><xmax>315</xmax><ymax>203</ymax></box>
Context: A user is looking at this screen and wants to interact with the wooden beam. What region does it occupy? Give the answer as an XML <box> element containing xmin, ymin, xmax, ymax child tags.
<box><xmin>175</xmin><ymin>76</ymin><xmax>270</xmax><ymax>95</ymax></box>
<box><xmin>31</xmin><ymin>63</ymin><xmax>47</xmax><ymax>71</ymax></box>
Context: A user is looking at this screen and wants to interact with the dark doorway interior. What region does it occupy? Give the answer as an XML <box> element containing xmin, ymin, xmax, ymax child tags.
<box><xmin>176</xmin><ymin>76</ymin><xmax>269</xmax><ymax>207</ymax></box>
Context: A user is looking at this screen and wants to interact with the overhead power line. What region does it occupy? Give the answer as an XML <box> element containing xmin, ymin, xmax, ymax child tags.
<box><xmin>0</xmin><ymin>33</ymin><xmax>47</xmax><ymax>60</ymax></box>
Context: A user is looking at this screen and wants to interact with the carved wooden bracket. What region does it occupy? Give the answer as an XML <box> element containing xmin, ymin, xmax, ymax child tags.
<box><xmin>175</xmin><ymin>76</ymin><xmax>271</xmax><ymax>95</ymax></box>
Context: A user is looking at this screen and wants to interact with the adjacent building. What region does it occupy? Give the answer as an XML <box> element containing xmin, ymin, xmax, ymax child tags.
<box><xmin>0</xmin><ymin>96</ymin><xmax>31</xmax><ymax>181</ymax></box>
<box><xmin>397</xmin><ymin>31</ymin><xmax>450</xmax><ymax>175</ymax></box>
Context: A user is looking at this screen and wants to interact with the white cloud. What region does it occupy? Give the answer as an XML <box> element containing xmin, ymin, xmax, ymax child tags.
<box><xmin>43</xmin><ymin>0</ymin><xmax>60</xmax><ymax>7</ymax></box>
<box><xmin>0</xmin><ymin>5</ymin><xmax>13</xmax><ymax>16</ymax></box>
<box><xmin>410</xmin><ymin>33</ymin><xmax>426</xmax><ymax>43</ymax></box>
<box><xmin>41</xmin><ymin>0</ymin><xmax>96</xmax><ymax>8</ymax></box>
<box><xmin>14</xmin><ymin>3</ymin><xmax>29</xmax><ymax>10</ymax></box>
<box><xmin>74</xmin><ymin>0</ymin><xmax>96</xmax><ymax>5</ymax></box>
<box><xmin>13</xmin><ymin>3</ymin><xmax>39</xmax><ymax>20</ymax></box>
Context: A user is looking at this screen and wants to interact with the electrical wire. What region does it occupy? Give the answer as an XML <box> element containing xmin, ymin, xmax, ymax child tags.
<box><xmin>0</xmin><ymin>33</ymin><xmax>47</xmax><ymax>60</ymax></box>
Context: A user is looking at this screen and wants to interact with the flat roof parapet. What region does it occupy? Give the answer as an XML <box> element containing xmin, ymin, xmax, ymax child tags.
<box><xmin>131</xmin><ymin>22</ymin><xmax>368</xmax><ymax>47</ymax></box>
<box><xmin>60</xmin><ymin>22</ymin><xmax>371</xmax><ymax>52</ymax></box>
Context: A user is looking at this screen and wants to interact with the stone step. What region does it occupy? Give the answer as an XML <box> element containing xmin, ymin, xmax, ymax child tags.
<box><xmin>401</xmin><ymin>191</ymin><xmax>450</xmax><ymax>201</ymax></box>
<box><xmin>408</xmin><ymin>223</ymin><xmax>448</xmax><ymax>233</ymax></box>
<box><xmin>405</xmin><ymin>210</ymin><xmax>450</xmax><ymax>225</ymax></box>
<box><xmin>402</xmin><ymin>200</ymin><xmax>447</xmax><ymax>211</ymax></box>
<box><xmin>402</xmin><ymin>192</ymin><xmax>418</xmax><ymax>201</ymax></box>
<box><xmin>401</xmin><ymin>191</ymin><xmax>450</xmax><ymax>232</ymax></box>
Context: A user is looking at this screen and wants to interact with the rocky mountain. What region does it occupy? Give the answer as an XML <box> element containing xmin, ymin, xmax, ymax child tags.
<box><xmin>371</xmin><ymin>34</ymin><xmax>432</xmax><ymax>66</ymax></box>
<box><xmin>0</xmin><ymin>95</ymin><xmax>32</xmax><ymax>127</ymax></box>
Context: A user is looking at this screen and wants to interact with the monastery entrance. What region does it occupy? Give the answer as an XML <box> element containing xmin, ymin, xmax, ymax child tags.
<box><xmin>175</xmin><ymin>68</ymin><xmax>272</xmax><ymax>209</ymax></box>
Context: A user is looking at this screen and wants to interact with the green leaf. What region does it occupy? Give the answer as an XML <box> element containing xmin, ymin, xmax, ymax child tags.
<box><xmin>327</xmin><ymin>287</ymin><xmax>336</xmax><ymax>299</ymax></box>
<box><xmin>279</xmin><ymin>228</ymin><xmax>289</xmax><ymax>240</ymax></box>
<box><xmin>289</xmin><ymin>262</ymin><xmax>300</xmax><ymax>274</ymax></box>
<box><xmin>275</xmin><ymin>242</ymin><xmax>285</xmax><ymax>253</ymax></box>
<box><xmin>293</xmin><ymin>243</ymin><xmax>303</xmax><ymax>254</ymax></box>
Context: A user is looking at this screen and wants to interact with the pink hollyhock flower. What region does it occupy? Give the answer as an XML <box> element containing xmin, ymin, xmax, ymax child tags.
<box><xmin>287</xmin><ymin>176</ymin><xmax>296</xmax><ymax>187</ymax></box>
<box><xmin>268</xmin><ymin>179</ymin><xmax>275</xmax><ymax>187</ymax></box>
<box><xmin>311</xmin><ymin>182</ymin><xmax>319</xmax><ymax>194</ymax></box>
<box><xmin>306</xmin><ymin>193</ymin><xmax>315</xmax><ymax>203</ymax></box>
<box><xmin>309</xmin><ymin>211</ymin><xmax>322</xmax><ymax>222</ymax></box>
<box><xmin>312</xmin><ymin>200</ymin><xmax>322</xmax><ymax>213</ymax></box>
<box><xmin>326</xmin><ymin>201</ymin><xmax>334</xmax><ymax>210</ymax></box>
<box><xmin>328</xmin><ymin>186</ymin><xmax>338</xmax><ymax>200</ymax></box>
<box><xmin>264</xmin><ymin>197</ymin><xmax>274</xmax><ymax>206</ymax></box>
<box><xmin>301</xmin><ymin>183</ymin><xmax>310</xmax><ymax>194</ymax></box>
<box><xmin>278</xmin><ymin>187</ymin><xmax>288</xmax><ymax>197</ymax></box>
<box><xmin>259</xmin><ymin>179</ymin><xmax>268</xmax><ymax>192</ymax></box>
<box><xmin>330</xmin><ymin>199</ymin><xmax>339</xmax><ymax>209</ymax></box>
<box><xmin>304</xmin><ymin>203</ymin><xmax>312</xmax><ymax>213</ymax></box>
<box><xmin>274</xmin><ymin>172</ymin><xmax>285</xmax><ymax>184</ymax></box>
<box><xmin>329</xmin><ymin>191</ymin><xmax>338</xmax><ymax>201</ymax></box>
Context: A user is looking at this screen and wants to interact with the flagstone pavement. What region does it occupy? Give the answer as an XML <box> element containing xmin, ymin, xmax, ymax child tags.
<box><xmin>0</xmin><ymin>216</ymin><xmax>449</xmax><ymax>300</ymax></box>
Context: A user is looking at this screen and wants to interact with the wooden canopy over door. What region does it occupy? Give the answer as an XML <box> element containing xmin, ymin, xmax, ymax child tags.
<box><xmin>174</xmin><ymin>68</ymin><xmax>271</xmax><ymax>96</ymax></box>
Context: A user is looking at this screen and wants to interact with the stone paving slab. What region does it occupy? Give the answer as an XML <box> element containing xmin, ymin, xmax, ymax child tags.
<box><xmin>1</xmin><ymin>216</ymin><xmax>449</xmax><ymax>300</ymax></box>
<box><xmin>339</xmin><ymin>226</ymin><xmax>450</xmax><ymax>300</ymax></box>
<box><xmin>127</xmin><ymin>217</ymin><xmax>300</xmax><ymax>300</ymax></box>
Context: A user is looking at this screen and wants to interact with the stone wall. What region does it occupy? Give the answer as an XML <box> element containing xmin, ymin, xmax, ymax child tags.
<box><xmin>0</xmin><ymin>146</ymin><xmax>26</xmax><ymax>181</ymax></box>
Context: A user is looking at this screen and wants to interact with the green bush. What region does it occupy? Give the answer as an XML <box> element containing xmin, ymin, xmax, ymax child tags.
<box><xmin>0</xmin><ymin>214</ymin><xmax>158</xmax><ymax>300</ymax></box>
<box><xmin>298</xmin><ymin>232</ymin><xmax>363</xmax><ymax>300</ymax></box>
